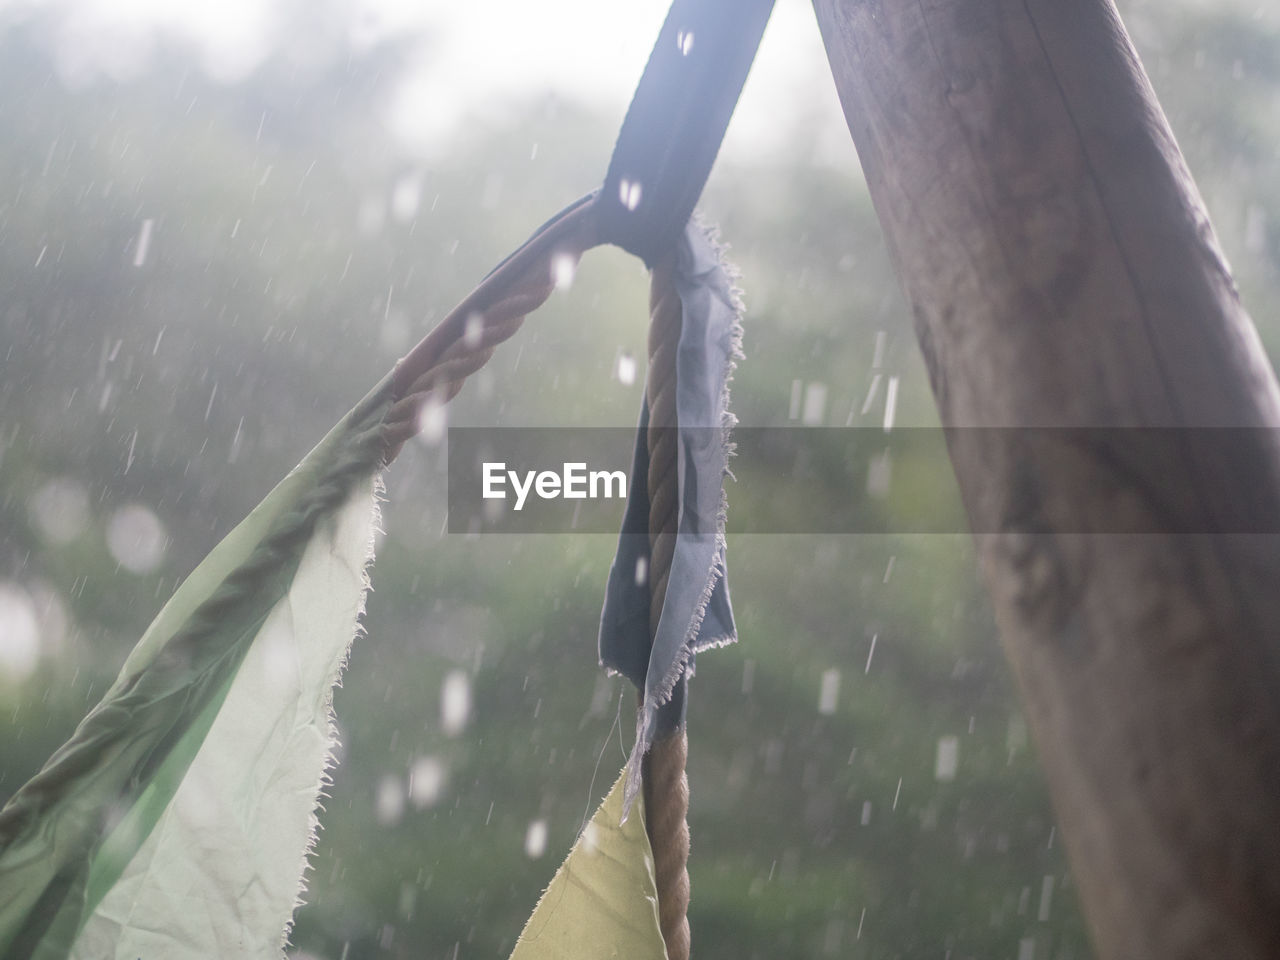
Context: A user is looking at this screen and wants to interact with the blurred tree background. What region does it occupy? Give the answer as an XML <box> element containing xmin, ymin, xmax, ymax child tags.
<box><xmin>0</xmin><ymin>1</ymin><xmax>1276</xmax><ymax>958</ymax></box>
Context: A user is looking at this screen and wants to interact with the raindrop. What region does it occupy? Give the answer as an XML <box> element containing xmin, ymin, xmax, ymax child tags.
<box><xmin>551</xmin><ymin>252</ymin><xmax>576</xmax><ymax>290</ymax></box>
<box><xmin>106</xmin><ymin>504</ymin><xmax>167</xmax><ymax>574</ymax></box>
<box><xmin>860</xmin><ymin>801</ymin><xmax>872</xmax><ymax>825</ymax></box>
<box><xmin>935</xmin><ymin>735</ymin><xmax>959</xmax><ymax>781</ymax></box>
<box><xmin>788</xmin><ymin>379</ymin><xmax>802</xmax><ymax>420</ymax></box>
<box><xmin>0</xmin><ymin>582</ymin><xmax>40</xmax><ymax>681</ymax></box>
<box><xmin>440</xmin><ymin>669</ymin><xmax>471</xmax><ymax>736</ymax></box>
<box><xmin>883</xmin><ymin>375</ymin><xmax>900</xmax><ymax>432</ymax></box>
<box><xmin>409</xmin><ymin>755</ymin><xmax>446</xmax><ymax>809</ymax></box>
<box><xmin>634</xmin><ymin>555</ymin><xmax>647</xmax><ymax>586</ymax></box>
<box><xmin>391</xmin><ymin>174</ymin><xmax>422</xmax><ymax>222</ymax></box>
<box><xmin>1037</xmin><ymin>875</ymin><xmax>1054</xmax><ymax>921</ymax></box>
<box><xmin>858</xmin><ymin>374</ymin><xmax>883</xmax><ymax>417</ymax></box>
<box><xmin>417</xmin><ymin>395</ymin><xmax>447</xmax><ymax>446</ymax></box>
<box><xmin>375</xmin><ymin>775</ymin><xmax>405</xmax><ymax>826</ymax></box>
<box><xmin>619</xmin><ymin>179</ymin><xmax>642</xmax><ymax>211</ymax></box>
<box><xmin>615</xmin><ymin>351</ymin><xmax>637</xmax><ymax>386</ymax></box>
<box><xmin>741</xmin><ymin>658</ymin><xmax>755</xmax><ymax>694</ymax></box>
<box><xmin>524</xmin><ymin>818</ymin><xmax>548</xmax><ymax>858</ymax></box>
<box><xmin>464</xmin><ymin>312</ymin><xmax>485</xmax><ymax>348</ymax></box>
<box><xmin>133</xmin><ymin>218</ymin><xmax>154</xmax><ymax>267</ymax></box>
<box><xmin>676</xmin><ymin>30</ymin><xmax>695</xmax><ymax>55</ymax></box>
<box><xmin>1017</xmin><ymin>937</ymin><xmax>1035</xmax><ymax>960</ymax></box>
<box><xmin>257</xmin><ymin>620</ymin><xmax>296</xmax><ymax>685</ymax></box>
<box><xmin>864</xmin><ymin>633</ymin><xmax>878</xmax><ymax>673</ymax></box>
<box><xmin>817</xmin><ymin>667</ymin><xmax>840</xmax><ymax>715</ymax></box>
<box><xmin>802</xmin><ymin>382</ymin><xmax>827</xmax><ymax>425</ymax></box>
<box><xmin>29</xmin><ymin>477</ymin><xmax>89</xmax><ymax>544</ymax></box>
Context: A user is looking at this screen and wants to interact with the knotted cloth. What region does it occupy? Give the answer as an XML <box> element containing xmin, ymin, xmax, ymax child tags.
<box><xmin>598</xmin><ymin>219</ymin><xmax>743</xmax><ymax>813</ymax></box>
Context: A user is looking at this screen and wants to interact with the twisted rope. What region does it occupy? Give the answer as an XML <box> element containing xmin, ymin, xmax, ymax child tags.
<box><xmin>643</xmin><ymin>251</ymin><xmax>692</xmax><ymax>960</ymax></box>
<box><xmin>381</xmin><ymin>194</ymin><xmax>597</xmax><ymax>461</ymax></box>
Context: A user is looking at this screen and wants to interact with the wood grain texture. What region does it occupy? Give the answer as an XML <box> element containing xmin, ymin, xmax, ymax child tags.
<box><xmin>811</xmin><ymin>1</ymin><xmax>1280</xmax><ymax>957</ymax></box>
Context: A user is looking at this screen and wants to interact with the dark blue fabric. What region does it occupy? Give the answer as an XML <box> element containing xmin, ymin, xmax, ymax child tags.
<box><xmin>598</xmin><ymin>219</ymin><xmax>741</xmax><ymax>812</ymax></box>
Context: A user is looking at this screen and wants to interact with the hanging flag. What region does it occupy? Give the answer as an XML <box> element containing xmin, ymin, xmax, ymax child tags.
<box><xmin>0</xmin><ymin>197</ymin><xmax>593</xmax><ymax>960</ymax></box>
<box><xmin>598</xmin><ymin>219</ymin><xmax>742</xmax><ymax>812</ymax></box>
<box><xmin>0</xmin><ymin>392</ymin><xmax>388</xmax><ymax>960</ymax></box>
<box><xmin>508</xmin><ymin>767</ymin><xmax>667</xmax><ymax>960</ymax></box>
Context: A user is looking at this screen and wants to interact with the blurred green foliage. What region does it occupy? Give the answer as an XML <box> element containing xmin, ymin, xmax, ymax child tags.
<box><xmin>0</xmin><ymin>3</ymin><xmax>1276</xmax><ymax>959</ymax></box>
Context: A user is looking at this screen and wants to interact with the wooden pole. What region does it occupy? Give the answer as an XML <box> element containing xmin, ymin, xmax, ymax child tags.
<box><xmin>810</xmin><ymin>1</ymin><xmax>1280</xmax><ymax>958</ymax></box>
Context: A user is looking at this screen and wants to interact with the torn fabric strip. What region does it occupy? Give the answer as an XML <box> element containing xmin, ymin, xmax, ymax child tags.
<box><xmin>0</xmin><ymin>386</ymin><xmax>391</xmax><ymax>960</ymax></box>
<box><xmin>598</xmin><ymin>218</ymin><xmax>742</xmax><ymax>813</ymax></box>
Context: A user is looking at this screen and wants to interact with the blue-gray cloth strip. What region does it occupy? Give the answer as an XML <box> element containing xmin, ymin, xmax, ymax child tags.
<box><xmin>598</xmin><ymin>219</ymin><xmax>741</xmax><ymax>813</ymax></box>
<box><xmin>597</xmin><ymin>0</ymin><xmax>775</xmax><ymax>266</ymax></box>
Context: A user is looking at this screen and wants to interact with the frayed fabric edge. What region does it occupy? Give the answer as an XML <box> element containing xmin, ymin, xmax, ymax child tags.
<box><xmin>620</xmin><ymin>219</ymin><xmax>744</xmax><ymax>820</ymax></box>
<box><xmin>280</xmin><ymin>472</ymin><xmax>383</xmax><ymax>953</ymax></box>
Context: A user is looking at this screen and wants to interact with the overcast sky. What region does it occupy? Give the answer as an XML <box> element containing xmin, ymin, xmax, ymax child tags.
<box><xmin>0</xmin><ymin>0</ymin><xmax>855</xmax><ymax>163</ymax></box>
<box><xmin>2</xmin><ymin>0</ymin><xmax>1270</xmax><ymax>165</ymax></box>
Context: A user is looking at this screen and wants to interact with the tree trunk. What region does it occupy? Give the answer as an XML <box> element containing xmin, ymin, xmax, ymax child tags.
<box><xmin>810</xmin><ymin>1</ymin><xmax>1280</xmax><ymax>958</ymax></box>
